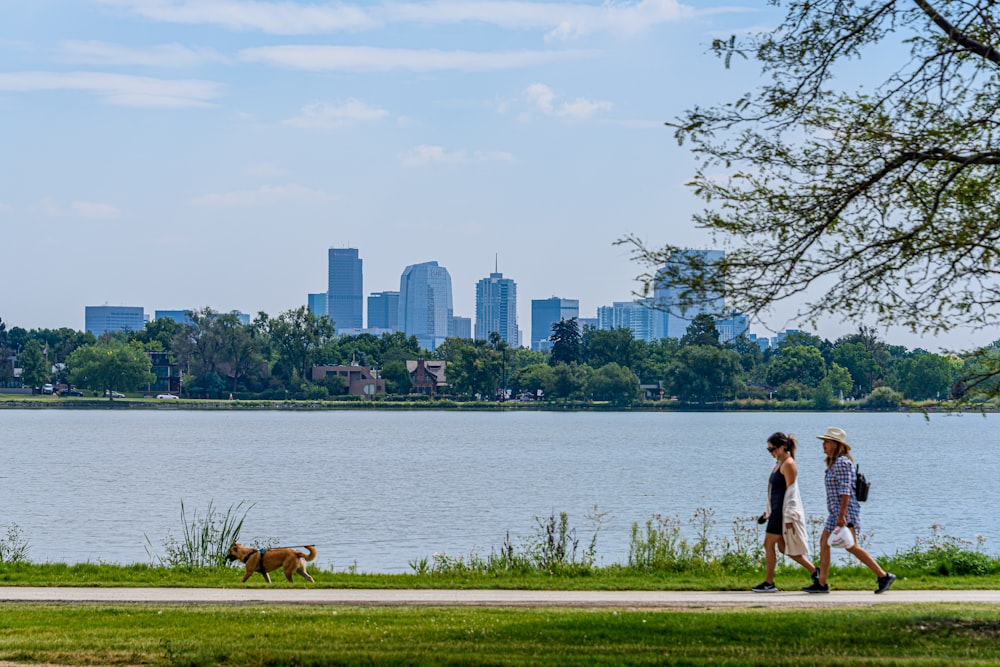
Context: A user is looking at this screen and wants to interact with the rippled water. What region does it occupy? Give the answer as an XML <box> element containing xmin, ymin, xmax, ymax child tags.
<box><xmin>1</xmin><ymin>409</ymin><xmax>995</xmax><ymax>571</ymax></box>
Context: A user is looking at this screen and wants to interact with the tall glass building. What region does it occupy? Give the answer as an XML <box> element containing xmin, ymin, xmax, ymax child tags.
<box><xmin>398</xmin><ymin>261</ymin><xmax>454</xmax><ymax>351</ymax></box>
<box><xmin>654</xmin><ymin>249</ymin><xmax>726</xmax><ymax>340</ymax></box>
<box><xmin>596</xmin><ymin>299</ymin><xmax>660</xmax><ymax>342</ymax></box>
<box><xmin>530</xmin><ymin>297</ymin><xmax>579</xmax><ymax>351</ymax></box>
<box><xmin>475</xmin><ymin>272</ymin><xmax>519</xmax><ymax>346</ymax></box>
<box><xmin>367</xmin><ymin>291</ymin><xmax>399</xmax><ymax>330</ymax></box>
<box><xmin>85</xmin><ymin>306</ymin><xmax>146</xmax><ymax>337</ymax></box>
<box><xmin>327</xmin><ymin>248</ymin><xmax>363</xmax><ymax>333</ymax></box>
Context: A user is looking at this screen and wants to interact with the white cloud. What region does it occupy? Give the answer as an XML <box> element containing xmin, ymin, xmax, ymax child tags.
<box><xmin>98</xmin><ymin>0</ymin><xmax>377</xmax><ymax>34</ymax></box>
<box><xmin>387</xmin><ymin>0</ymin><xmax>697</xmax><ymax>41</ymax></box>
<box><xmin>399</xmin><ymin>144</ymin><xmax>515</xmax><ymax>167</ymax></box>
<box><xmin>0</xmin><ymin>71</ymin><xmax>224</xmax><ymax>108</ymax></box>
<box><xmin>283</xmin><ymin>99</ymin><xmax>390</xmax><ymax>128</ymax></box>
<box><xmin>100</xmin><ymin>0</ymin><xmax>698</xmax><ymax>38</ymax></box>
<box><xmin>60</xmin><ymin>41</ymin><xmax>228</xmax><ymax>68</ymax></box>
<box><xmin>523</xmin><ymin>83</ymin><xmax>612</xmax><ymax>119</ymax></box>
<box><xmin>191</xmin><ymin>183</ymin><xmax>335</xmax><ymax>207</ymax></box>
<box><xmin>240</xmin><ymin>45</ymin><xmax>589</xmax><ymax>72</ymax></box>
<box><xmin>72</xmin><ymin>201</ymin><xmax>122</xmax><ymax>219</ymax></box>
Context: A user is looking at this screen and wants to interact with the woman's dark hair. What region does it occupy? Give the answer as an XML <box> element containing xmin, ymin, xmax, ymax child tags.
<box><xmin>767</xmin><ymin>432</ymin><xmax>798</xmax><ymax>458</ymax></box>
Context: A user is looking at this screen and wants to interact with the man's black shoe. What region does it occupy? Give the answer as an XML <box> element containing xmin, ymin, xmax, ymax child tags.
<box><xmin>875</xmin><ymin>573</ymin><xmax>896</xmax><ymax>594</ymax></box>
<box><xmin>811</xmin><ymin>566</ymin><xmax>820</xmax><ymax>586</ymax></box>
<box><xmin>751</xmin><ymin>581</ymin><xmax>778</xmax><ymax>593</ymax></box>
<box><xmin>802</xmin><ymin>582</ymin><xmax>829</xmax><ymax>594</ymax></box>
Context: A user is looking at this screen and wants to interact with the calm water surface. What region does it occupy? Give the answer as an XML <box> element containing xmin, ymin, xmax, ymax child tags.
<box><xmin>1</xmin><ymin>410</ymin><xmax>996</xmax><ymax>571</ymax></box>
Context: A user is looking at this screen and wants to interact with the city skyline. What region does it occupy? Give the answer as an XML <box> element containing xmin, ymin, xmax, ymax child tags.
<box><xmin>2</xmin><ymin>2</ymin><xmax>996</xmax><ymax>353</ymax></box>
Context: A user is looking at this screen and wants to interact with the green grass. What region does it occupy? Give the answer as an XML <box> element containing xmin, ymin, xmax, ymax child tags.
<box><xmin>2</xmin><ymin>561</ymin><xmax>1000</xmax><ymax>591</ymax></box>
<box><xmin>0</xmin><ymin>603</ymin><xmax>998</xmax><ymax>665</ymax></box>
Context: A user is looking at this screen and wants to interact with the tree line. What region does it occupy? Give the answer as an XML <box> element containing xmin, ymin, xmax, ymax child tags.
<box><xmin>3</xmin><ymin>309</ymin><xmax>998</xmax><ymax>406</ymax></box>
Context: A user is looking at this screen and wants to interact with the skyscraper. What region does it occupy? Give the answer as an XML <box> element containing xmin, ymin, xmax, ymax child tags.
<box><xmin>367</xmin><ymin>291</ymin><xmax>399</xmax><ymax>330</ymax></box>
<box><xmin>307</xmin><ymin>293</ymin><xmax>328</xmax><ymax>317</ymax></box>
<box><xmin>475</xmin><ymin>272</ymin><xmax>519</xmax><ymax>346</ymax></box>
<box><xmin>85</xmin><ymin>306</ymin><xmax>146</xmax><ymax>337</ymax></box>
<box><xmin>654</xmin><ymin>249</ymin><xmax>726</xmax><ymax>340</ymax></box>
<box><xmin>531</xmin><ymin>297</ymin><xmax>579</xmax><ymax>351</ymax></box>
<box><xmin>327</xmin><ymin>248</ymin><xmax>363</xmax><ymax>333</ymax></box>
<box><xmin>398</xmin><ymin>261</ymin><xmax>454</xmax><ymax>351</ymax></box>
<box><xmin>596</xmin><ymin>299</ymin><xmax>659</xmax><ymax>342</ymax></box>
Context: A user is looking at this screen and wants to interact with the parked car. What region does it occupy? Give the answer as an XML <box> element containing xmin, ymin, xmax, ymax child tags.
<box><xmin>156</xmin><ymin>393</ymin><xmax>179</xmax><ymax>399</ymax></box>
<box><xmin>42</xmin><ymin>383</ymin><xmax>54</xmax><ymax>394</ymax></box>
<box><xmin>103</xmin><ymin>390</ymin><xmax>126</xmax><ymax>399</ymax></box>
<box><xmin>60</xmin><ymin>388</ymin><xmax>84</xmax><ymax>397</ymax></box>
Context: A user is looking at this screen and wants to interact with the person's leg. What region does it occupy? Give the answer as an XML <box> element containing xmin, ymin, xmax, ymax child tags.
<box><xmin>845</xmin><ymin>527</ymin><xmax>887</xmax><ymax>577</ymax></box>
<box><xmin>788</xmin><ymin>553</ymin><xmax>817</xmax><ymax>574</ymax></box>
<box><xmin>819</xmin><ymin>529</ymin><xmax>831</xmax><ymax>584</ymax></box>
<box><xmin>764</xmin><ymin>533</ymin><xmax>780</xmax><ymax>582</ymax></box>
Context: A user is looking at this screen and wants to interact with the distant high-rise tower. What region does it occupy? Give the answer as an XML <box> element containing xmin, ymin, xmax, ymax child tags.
<box><xmin>85</xmin><ymin>305</ymin><xmax>146</xmax><ymax>337</ymax></box>
<box><xmin>596</xmin><ymin>299</ymin><xmax>659</xmax><ymax>342</ymax></box>
<box><xmin>531</xmin><ymin>297</ymin><xmax>579</xmax><ymax>351</ymax></box>
<box><xmin>327</xmin><ymin>248</ymin><xmax>363</xmax><ymax>333</ymax></box>
<box><xmin>398</xmin><ymin>261</ymin><xmax>454</xmax><ymax>351</ymax></box>
<box><xmin>367</xmin><ymin>291</ymin><xmax>399</xmax><ymax>330</ymax></box>
<box><xmin>654</xmin><ymin>249</ymin><xmax>725</xmax><ymax>340</ymax></box>
<box><xmin>475</xmin><ymin>272</ymin><xmax>519</xmax><ymax>346</ymax></box>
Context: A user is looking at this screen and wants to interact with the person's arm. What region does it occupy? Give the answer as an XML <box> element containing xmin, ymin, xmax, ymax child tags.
<box><xmin>783</xmin><ymin>460</ymin><xmax>798</xmax><ymax>528</ymax></box>
<box><xmin>837</xmin><ymin>494</ymin><xmax>849</xmax><ymax>527</ymax></box>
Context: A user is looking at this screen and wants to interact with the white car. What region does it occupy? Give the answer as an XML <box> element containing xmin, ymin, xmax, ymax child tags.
<box><xmin>104</xmin><ymin>390</ymin><xmax>126</xmax><ymax>399</ymax></box>
<box><xmin>42</xmin><ymin>383</ymin><xmax>54</xmax><ymax>394</ymax></box>
<box><xmin>156</xmin><ymin>393</ymin><xmax>179</xmax><ymax>399</ymax></box>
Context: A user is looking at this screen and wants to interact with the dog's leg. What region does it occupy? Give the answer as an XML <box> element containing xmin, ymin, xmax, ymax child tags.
<box><xmin>241</xmin><ymin>568</ymin><xmax>253</xmax><ymax>583</ymax></box>
<box><xmin>297</xmin><ymin>565</ymin><xmax>315</xmax><ymax>583</ymax></box>
<box><xmin>262</xmin><ymin>571</ymin><xmax>272</xmax><ymax>583</ymax></box>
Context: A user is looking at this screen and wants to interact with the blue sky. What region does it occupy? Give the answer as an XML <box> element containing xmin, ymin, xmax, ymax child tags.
<box><xmin>0</xmin><ymin>0</ymin><xmax>991</xmax><ymax>351</ymax></box>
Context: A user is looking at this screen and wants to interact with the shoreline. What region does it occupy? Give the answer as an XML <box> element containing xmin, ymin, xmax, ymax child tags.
<box><xmin>1</xmin><ymin>396</ymin><xmax>994</xmax><ymax>412</ymax></box>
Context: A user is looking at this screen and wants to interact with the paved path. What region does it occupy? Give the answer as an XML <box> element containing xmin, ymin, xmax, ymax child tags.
<box><xmin>1</xmin><ymin>588</ymin><xmax>998</xmax><ymax>608</ymax></box>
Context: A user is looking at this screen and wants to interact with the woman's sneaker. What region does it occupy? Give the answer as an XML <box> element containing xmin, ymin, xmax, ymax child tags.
<box><xmin>875</xmin><ymin>573</ymin><xmax>896</xmax><ymax>594</ymax></box>
<box><xmin>802</xmin><ymin>582</ymin><xmax>829</xmax><ymax>594</ymax></box>
<box><xmin>751</xmin><ymin>581</ymin><xmax>778</xmax><ymax>593</ymax></box>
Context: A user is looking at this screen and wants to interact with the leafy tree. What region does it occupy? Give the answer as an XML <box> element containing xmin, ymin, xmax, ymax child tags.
<box><xmin>512</xmin><ymin>363</ymin><xmax>554</xmax><ymax>398</ymax></box>
<box><xmin>621</xmin><ymin>0</ymin><xmax>1000</xmax><ymax>395</ymax></box>
<box><xmin>894</xmin><ymin>353</ymin><xmax>956</xmax><ymax>400</ymax></box>
<box><xmin>588</xmin><ymin>363</ymin><xmax>640</xmax><ymax>405</ymax></box>
<box><xmin>823</xmin><ymin>363</ymin><xmax>855</xmax><ymax>400</ymax></box>
<box><xmin>257</xmin><ymin>307</ymin><xmax>336</xmax><ymax>385</ymax></box>
<box><xmin>67</xmin><ymin>340</ymin><xmax>154</xmax><ymax>397</ymax></box>
<box><xmin>438</xmin><ymin>338</ymin><xmax>501</xmax><ymax>399</ymax></box>
<box><xmin>548</xmin><ymin>318</ymin><xmax>582</xmax><ymax>366</ymax></box>
<box><xmin>379</xmin><ymin>360</ymin><xmax>413</xmax><ymax>394</ymax></box>
<box><xmin>549</xmin><ymin>363</ymin><xmax>592</xmax><ymax>400</ymax></box>
<box><xmin>625</xmin><ymin>0</ymin><xmax>1000</xmax><ymax>333</ymax></box>
<box><xmin>766</xmin><ymin>344</ymin><xmax>827</xmax><ymax>388</ymax></box>
<box><xmin>18</xmin><ymin>339</ymin><xmax>49</xmax><ymax>389</ymax></box>
<box><xmin>679</xmin><ymin>314</ymin><xmax>721</xmax><ymax>348</ymax></box>
<box><xmin>134</xmin><ymin>317</ymin><xmax>180</xmax><ymax>352</ymax></box>
<box><xmin>582</xmin><ymin>327</ymin><xmax>639</xmax><ymax>369</ymax></box>
<box><xmin>664</xmin><ymin>345</ymin><xmax>743</xmax><ymax>402</ymax></box>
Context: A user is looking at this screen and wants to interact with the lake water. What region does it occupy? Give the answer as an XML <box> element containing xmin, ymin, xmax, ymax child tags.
<box><xmin>1</xmin><ymin>409</ymin><xmax>995</xmax><ymax>572</ymax></box>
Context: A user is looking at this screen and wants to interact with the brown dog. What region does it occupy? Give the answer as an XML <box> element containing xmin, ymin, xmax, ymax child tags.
<box><xmin>226</xmin><ymin>542</ymin><xmax>317</xmax><ymax>583</ymax></box>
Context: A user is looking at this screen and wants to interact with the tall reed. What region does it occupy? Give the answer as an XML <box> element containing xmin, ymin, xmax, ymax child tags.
<box><xmin>145</xmin><ymin>500</ymin><xmax>253</xmax><ymax>568</ymax></box>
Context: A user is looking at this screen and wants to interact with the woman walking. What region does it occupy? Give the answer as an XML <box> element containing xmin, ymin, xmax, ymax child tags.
<box><xmin>803</xmin><ymin>427</ymin><xmax>895</xmax><ymax>594</ymax></box>
<box><xmin>751</xmin><ymin>432</ymin><xmax>819</xmax><ymax>593</ymax></box>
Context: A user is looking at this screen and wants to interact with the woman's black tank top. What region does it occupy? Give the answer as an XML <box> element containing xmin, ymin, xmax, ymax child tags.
<box><xmin>769</xmin><ymin>463</ymin><xmax>787</xmax><ymax>515</ymax></box>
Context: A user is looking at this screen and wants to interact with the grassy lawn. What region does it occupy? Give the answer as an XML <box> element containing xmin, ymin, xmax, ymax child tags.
<box><xmin>2</xmin><ymin>561</ymin><xmax>1000</xmax><ymax>591</ymax></box>
<box><xmin>0</xmin><ymin>603</ymin><xmax>998</xmax><ymax>666</ymax></box>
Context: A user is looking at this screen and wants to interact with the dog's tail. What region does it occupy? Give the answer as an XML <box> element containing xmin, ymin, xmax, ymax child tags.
<box><xmin>298</xmin><ymin>545</ymin><xmax>317</xmax><ymax>561</ymax></box>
